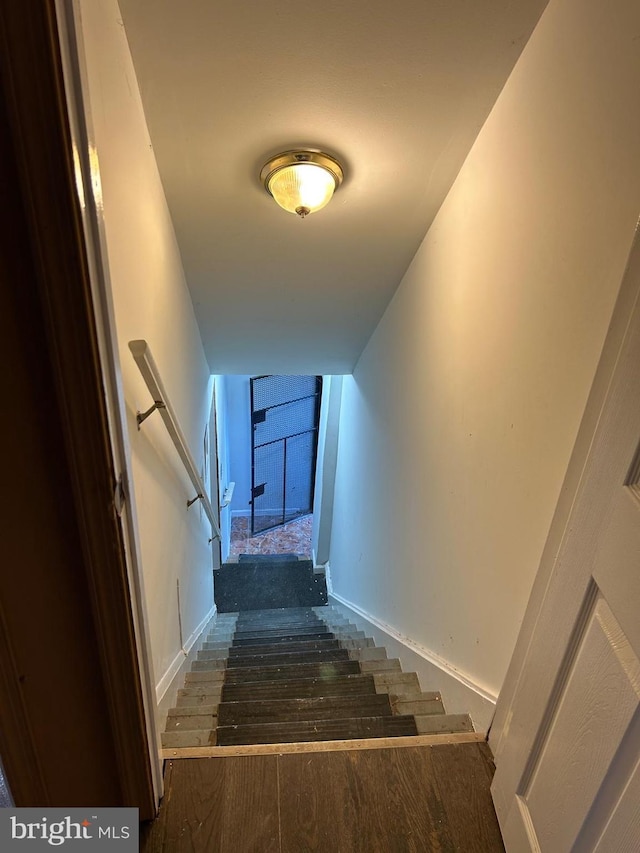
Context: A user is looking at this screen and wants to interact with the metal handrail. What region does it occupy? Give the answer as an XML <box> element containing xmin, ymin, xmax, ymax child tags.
<box><xmin>128</xmin><ymin>339</ymin><xmax>220</xmax><ymax>541</ymax></box>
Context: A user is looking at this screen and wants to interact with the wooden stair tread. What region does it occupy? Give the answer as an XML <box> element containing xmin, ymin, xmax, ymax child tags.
<box><xmin>236</xmin><ymin>607</ymin><xmax>320</xmax><ymax>617</ymax></box>
<box><xmin>235</xmin><ymin>616</ymin><xmax>327</xmax><ymax>631</ymax></box>
<box><xmin>223</xmin><ymin>660</ymin><xmax>361</xmax><ymax>684</ymax></box>
<box><xmin>226</xmin><ymin>648</ymin><xmax>351</xmax><ymax>668</ymax></box>
<box><xmin>217</xmin><ymin>694</ymin><xmax>393</xmax><ymax>725</ymax></box>
<box><xmin>222</xmin><ymin>673</ymin><xmax>377</xmax><ymax>702</ymax></box>
<box><xmin>232</xmin><ymin>632</ymin><xmax>334</xmax><ymax>646</ymax></box>
<box><xmin>234</xmin><ymin>620</ymin><xmax>330</xmax><ymax>640</ymax></box>
<box><xmin>215</xmin><ymin>714</ymin><xmax>419</xmax><ymax>746</ymax></box>
<box><xmin>228</xmin><ymin>638</ymin><xmax>340</xmax><ymax>656</ymax></box>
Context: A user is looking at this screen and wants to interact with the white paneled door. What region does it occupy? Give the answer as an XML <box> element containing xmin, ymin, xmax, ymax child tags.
<box><xmin>490</xmin><ymin>232</ymin><xmax>640</xmax><ymax>852</ymax></box>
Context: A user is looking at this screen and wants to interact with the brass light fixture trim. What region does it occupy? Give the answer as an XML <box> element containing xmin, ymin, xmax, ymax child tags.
<box><xmin>260</xmin><ymin>149</ymin><xmax>344</xmax><ymax>218</ymax></box>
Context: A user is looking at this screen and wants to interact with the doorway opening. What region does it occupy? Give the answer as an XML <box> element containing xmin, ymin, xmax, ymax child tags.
<box><xmin>223</xmin><ymin>375</ymin><xmax>323</xmax><ymax>561</ymax></box>
<box><xmin>250</xmin><ymin>374</ymin><xmax>322</xmax><ymax>536</ymax></box>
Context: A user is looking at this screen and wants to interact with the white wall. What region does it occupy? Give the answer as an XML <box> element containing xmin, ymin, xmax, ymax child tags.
<box><xmin>329</xmin><ymin>0</ymin><xmax>640</xmax><ymax>705</ymax></box>
<box><xmin>224</xmin><ymin>375</ymin><xmax>252</xmax><ymax>513</ymax></box>
<box><xmin>78</xmin><ymin>0</ymin><xmax>215</xmax><ymax>697</ymax></box>
<box><xmin>312</xmin><ymin>377</ymin><xmax>343</xmax><ymax>566</ymax></box>
<box><xmin>213</xmin><ymin>375</ymin><xmax>232</xmax><ymax>560</ymax></box>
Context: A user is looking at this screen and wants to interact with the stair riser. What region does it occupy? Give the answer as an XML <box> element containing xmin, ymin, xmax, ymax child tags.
<box><xmin>393</xmin><ymin>699</ymin><xmax>446</xmax><ymax>715</ymax></box>
<box><xmin>167</xmin><ymin>704</ymin><xmax>218</xmax><ymax>718</ymax></box>
<box><xmin>358</xmin><ymin>659</ymin><xmax>402</xmax><ymax>673</ymax></box>
<box><xmin>175</xmin><ymin>693</ymin><xmax>222</xmax><ymax>708</ymax></box>
<box><xmin>219</xmin><ymin>559</ymin><xmax>314</xmax><ymax>570</ymax></box>
<box><xmin>201</xmin><ymin>644</ymin><xmax>232</xmax><ymax>653</ymax></box>
<box><xmin>348</xmin><ymin>648</ymin><xmax>388</xmax><ymax>661</ymax></box>
<box><xmin>191</xmin><ymin>661</ymin><xmax>230</xmax><ymax>673</ymax></box>
<box><xmin>178</xmin><ymin>685</ymin><xmax>224</xmax><ymax>698</ymax></box>
<box><xmin>186</xmin><ymin>670</ymin><xmax>226</xmax><ymax>682</ymax></box>
<box><xmin>165</xmin><ymin>714</ymin><xmax>215</xmax><ymax>731</ymax></box>
<box><xmin>414</xmin><ymin>714</ymin><xmax>474</xmax><ymax>734</ymax></box>
<box><xmin>197</xmin><ymin>651</ymin><xmax>229</xmax><ymax>662</ymax></box>
<box><xmin>373</xmin><ymin>673</ymin><xmax>421</xmax><ymax>690</ymax></box>
<box><xmin>161</xmin><ymin>730</ymin><xmax>216</xmax><ymax>749</ymax></box>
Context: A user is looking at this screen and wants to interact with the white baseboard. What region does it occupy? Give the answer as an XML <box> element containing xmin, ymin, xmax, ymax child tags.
<box><xmin>311</xmin><ymin>550</ymin><xmax>327</xmax><ymax>573</ymax></box>
<box><xmin>155</xmin><ymin>603</ymin><xmax>216</xmax><ymax>703</ymax></box>
<box><xmin>325</xmin><ymin>561</ymin><xmax>333</xmax><ymax>592</ymax></box>
<box><xmin>328</xmin><ymin>590</ymin><xmax>497</xmax><ymax>732</ymax></box>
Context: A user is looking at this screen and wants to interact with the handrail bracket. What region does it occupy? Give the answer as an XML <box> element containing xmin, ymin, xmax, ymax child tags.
<box><xmin>136</xmin><ymin>400</ymin><xmax>166</xmax><ymax>429</ymax></box>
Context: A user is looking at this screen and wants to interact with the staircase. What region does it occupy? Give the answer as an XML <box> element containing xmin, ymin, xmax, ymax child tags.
<box><xmin>162</xmin><ymin>601</ymin><xmax>474</xmax><ymax>751</ymax></box>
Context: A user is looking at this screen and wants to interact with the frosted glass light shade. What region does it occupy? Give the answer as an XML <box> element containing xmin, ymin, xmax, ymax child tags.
<box><xmin>268</xmin><ymin>163</ymin><xmax>336</xmax><ymax>216</ymax></box>
<box><xmin>261</xmin><ymin>150</ymin><xmax>344</xmax><ymax>218</ymax></box>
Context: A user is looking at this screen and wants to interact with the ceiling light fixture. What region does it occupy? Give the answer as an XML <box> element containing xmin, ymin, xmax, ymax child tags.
<box><xmin>260</xmin><ymin>149</ymin><xmax>344</xmax><ymax>219</ymax></box>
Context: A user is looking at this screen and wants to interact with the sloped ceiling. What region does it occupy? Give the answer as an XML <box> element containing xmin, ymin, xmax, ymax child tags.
<box><xmin>119</xmin><ymin>0</ymin><xmax>547</xmax><ymax>374</ymax></box>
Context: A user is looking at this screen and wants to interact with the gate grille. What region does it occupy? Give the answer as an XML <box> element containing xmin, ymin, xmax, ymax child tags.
<box><xmin>250</xmin><ymin>375</ymin><xmax>322</xmax><ymax>536</ymax></box>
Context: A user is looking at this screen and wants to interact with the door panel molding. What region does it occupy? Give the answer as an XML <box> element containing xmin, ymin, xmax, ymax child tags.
<box><xmin>517</xmin><ymin>580</ymin><xmax>599</xmax><ymax>797</ymax></box>
<box><xmin>521</xmin><ymin>592</ymin><xmax>639</xmax><ymax>851</ymax></box>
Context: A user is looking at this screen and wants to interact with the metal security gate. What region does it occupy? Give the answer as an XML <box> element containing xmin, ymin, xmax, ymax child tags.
<box><xmin>250</xmin><ymin>375</ymin><xmax>322</xmax><ymax>536</ymax></box>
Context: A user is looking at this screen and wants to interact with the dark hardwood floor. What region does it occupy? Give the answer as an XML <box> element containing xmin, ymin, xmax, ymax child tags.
<box><xmin>141</xmin><ymin>742</ymin><xmax>505</xmax><ymax>852</ymax></box>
